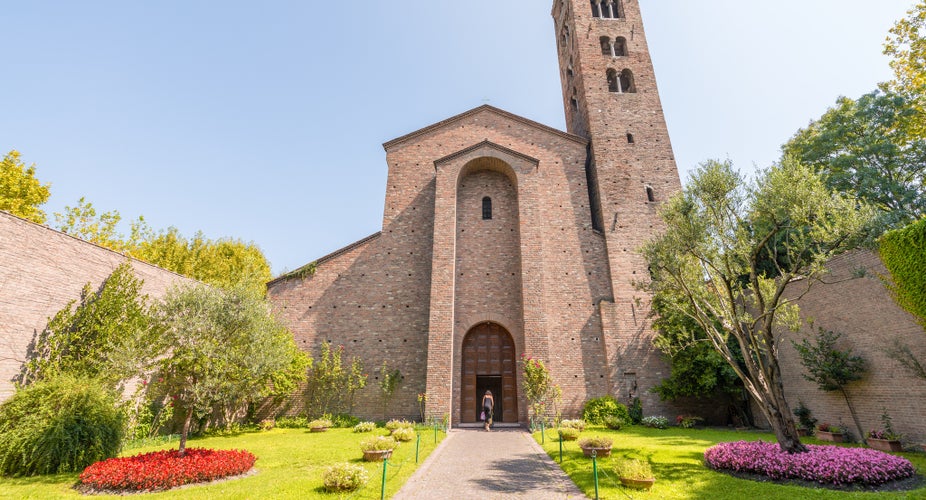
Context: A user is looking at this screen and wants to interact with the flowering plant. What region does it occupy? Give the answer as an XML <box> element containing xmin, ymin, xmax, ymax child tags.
<box><xmin>868</xmin><ymin>410</ymin><xmax>902</xmax><ymax>440</ymax></box>
<box><xmin>642</xmin><ymin>416</ymin><xmax>669</xmax><ymax>429</ymax></box>
<box><xmin>79</xmin><ymin>448</ymin><xmax>256</xmax><ymax>492</ymax></box>
<box><xmin>705</xmin><ymin>441</ymin><xmax>915</xmax><ymax>486</ymax></box>
<box><xmin>323</xmin><ymin>462</ymin><xmax>368</xmax><ymax>492</ymax></box>
<box><xmin>359</xmin><ymin>436</ymin><xmax>397</xmax><ymax>452</ymax></box>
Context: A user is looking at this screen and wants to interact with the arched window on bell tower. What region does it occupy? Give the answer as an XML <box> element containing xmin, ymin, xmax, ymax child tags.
<box><xmin>614</xmin><ymin>36</ymin><xmax>627</xmax><ymax>56</ymax></box>
<box><xmin>619</xmin><ymin>69</ymin><xmax>635</xmax><ymax>93</ymax></box>
<box><xmin>590</xmin><ymin>0</ymin><xmax>601</xmax><ymax>18</ymax></box>
<box><xmin>482</xmin><ymin>197</ymin><xmax>493</xmax><ymax>220</ymax></box>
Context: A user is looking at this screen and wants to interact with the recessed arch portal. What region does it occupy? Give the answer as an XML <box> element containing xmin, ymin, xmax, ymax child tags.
<box><xmin>461</xmin><ymin>322</ymin><xmax>519</xmax><ymax>423</ymax></box>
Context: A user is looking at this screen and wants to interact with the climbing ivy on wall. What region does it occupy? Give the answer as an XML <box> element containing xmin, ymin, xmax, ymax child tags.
<box><xmin>879</xmin><ymin>217</ymin><xmax>926</xmax><ymax>327</ymax></box>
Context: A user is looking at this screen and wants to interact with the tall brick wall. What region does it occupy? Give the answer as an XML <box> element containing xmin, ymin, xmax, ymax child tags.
<box><xmin>0</xmin><ymin>211</ymin><xmax>195</xmax><ymax>401</ymax></box>
<box><xmin>777</xmin><ymin>250</ymin><xmax>926</xmax><ymax>444</ymax></box>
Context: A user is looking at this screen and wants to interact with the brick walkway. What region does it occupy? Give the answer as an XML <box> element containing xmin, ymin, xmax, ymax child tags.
<box><xmin>393</xmin><ymin>428</ymin><xmax>587</xmax><ymax>499</ymax></box>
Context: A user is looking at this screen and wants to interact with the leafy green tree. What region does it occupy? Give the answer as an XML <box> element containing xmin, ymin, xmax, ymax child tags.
<box><xmin>884</xmin><ymin>1</ymin><xmax>926</xmax><ymax>134</ymax></box>
<box><xmin>792</xmin><ymin>327</ymin><xmax>867</xmax><ymax>441</ymax></box>
<box><xmin>521</xmin><ymin>355</ymin><xmax>562</xmax><ymax>428</ymax></box>
<box><xmin>378</xmin><ymin>362</ymin><xmax>401</xmax><ymax>420</ymax></box>
<box><xmin>132</xmin><ymin>227</ymin><xmax>272</xmax><ymax>296</ymax></box>
<box><xmin>150</xmin><ymin>284</ymin><xmax>308</xmax><ymax>456</ymax></box>
<box><xmin>0</xmin><ymin>150</ymin><xmax>51</xmax><ymax>224</ymax></box>
<box><xmin>642</xmin><ymin>158</ymin><xmax>872</xmax><ymax>453</ymax></box>
<box><xmin>649</xmin><ymin>290</ymin><xmax>752</xmax><ymax>426</ymax></box>
<box><xmin>21</xmin><ymin>263</ymin><xmax>151</xmax><ymax>388</ymax></box>
<box><xmin>54</xmin><ymin>197</ymin><xmax>130</xmax><ymax>251</ymax></box>
<box><xmin>783</xmin><ymin>90</ymin><xmax>926</xmax><ymax>230</ymax></box>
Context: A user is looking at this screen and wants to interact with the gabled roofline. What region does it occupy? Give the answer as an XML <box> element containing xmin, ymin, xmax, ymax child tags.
<box><xmin>433</xmin><ymin>140</ymin><xmax>540</xmax><ymax>169</ymax></box>
<box><xmin>268</xmin><ymin>231</ymin><xmax>382</xmax><ymax>286</ymax></box>
<box><xmin>382</xmin><ymin>104</ymin><xmax>587</xmax><ymax>151</ymax></box>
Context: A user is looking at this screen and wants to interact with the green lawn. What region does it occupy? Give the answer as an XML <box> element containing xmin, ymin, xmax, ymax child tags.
<box><xmin>533</xmin><ymin>426</ymin><xmax>926</xmax><ymax>500</ymax></box>
<box><xmin>0</xmin><ymin>426</ymin><xmax>445</xmax><ymax>499</ymax></box>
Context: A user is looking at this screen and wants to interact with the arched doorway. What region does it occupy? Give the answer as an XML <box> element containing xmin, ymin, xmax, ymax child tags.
<box><xmin>461</xmin><ymin>323</ymin><xmax>518</xmax><ymax>423</ymax></box>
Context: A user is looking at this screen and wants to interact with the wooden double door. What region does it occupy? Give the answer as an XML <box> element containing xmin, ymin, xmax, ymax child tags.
<box><xmin>461</xmin><ymin>323</ymin><xmax>518</xmax><ymax>423</ymax></box>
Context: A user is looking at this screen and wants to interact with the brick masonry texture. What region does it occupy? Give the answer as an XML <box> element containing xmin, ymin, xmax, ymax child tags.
<box><xmin>267</xmin><ymin>0</ymin><xmax>689</xmax><ymax>425</ymax></box>
<box><xmin>775</xmin><ymin>250</ymin><xmax>926</xmax><ymax>444</ymax></box>
<box><xmin>0</xmin><ymin>212</ymin><xmax>195</xmax><ymax>401</ymax></box>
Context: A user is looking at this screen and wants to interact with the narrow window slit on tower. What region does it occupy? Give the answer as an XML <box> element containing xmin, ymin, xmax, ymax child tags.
<box><xmin>645</xmin><ymin>186</ymin><xmax>655</xmax><ymax>202</ymax></box>
<box><xmin>626</xmin><ymin>133</ymin><xmax>634</xmax><ymax>144</ymax></box>
<box><xmin>482</xmin><ymin>197</ymin><xmax>492</xmax><ymax>220</ymax></box>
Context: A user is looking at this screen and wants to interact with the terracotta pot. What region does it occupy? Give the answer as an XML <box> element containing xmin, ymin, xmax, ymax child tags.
<box><xmin>362</xmin><ymin>449</ymin><xmax>394</xmax><ymax>461</ymax></box>
<box><xmin>310</xmin><ymin>427</ymin><xmax>329</xmax><ymax>433</ymax></box>
<box><xmin>816</xmin><ymin>430</ymin><xmax>845</xmax><ymax>442</ymax></box>
<box><xmin>868</xmin><ymin>438</ymin><xmax>903</xmax><ymax>452</ymax></box>
<box><xmin>620</xmin><ymin>477</ymin><xmax>655</xmax><ymax>490</ymax></box>
<box><xmin>581</xmin><ymin>446</ymin><xmax>612</xmax><ymax>458</ymax></box>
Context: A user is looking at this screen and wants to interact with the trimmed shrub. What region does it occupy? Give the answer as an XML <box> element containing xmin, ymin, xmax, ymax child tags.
<box><xmin>385</xmin><ymin>419</ymin><xmax>413</xmax><ymax>432</ymax></box>
<box><xmin>275</xmin><ymin>416</ymin><xmax>308</xmax><ymax>428</ymax></box>
<box><xmin>628</xmin><ymin>397</ymin><xmax>643</xmax><ymax>424</ymax></box>
<box><xmin>331</xmin><ymin>413</ymin><xmax>360</xmax><ymax>428</ymax></box>
<box><xmin>582</xmin><ymin>396</ymin><xmax>630</xmax><ymax>425</ymax></box>
<box><xmin>392</xmin><ymin>427</ymin><xmax>416</xmax><ymax>442</ymax></box>
<box><xmin>578</xmin><ymin>436</ymin><xmax>613</xmax><ymax>449</ymax></box>
<box><xmin>603</xmin><ymin>415</ymin><xmax>624</xmax><ymax>430</ymax></box>
<box><xmin>558</xmin><ymin>427</ymin><xmax>580</xmax><ymax>441</ymax></box>
<box><xmin>880</xmin><ymin>218</ymin><xmax>926</xmax><ymax>326</ymax></box>
<box><xmin>705</xmin><ymin>441</ymin><xmax>915</xmax><ymax>486</ymax></box>
<box><xmin>353</xmin><ymin>422</ymin><xmax>377</xmax><ymax>433</ymax></box>
<box><xmin>0</xmin><ymin>375</ymin><xmax>124</xmax><ymax>476</ymax></box>
<box><xmin>560</xmin><ymin>419</ymin><xmax>587</xmax><ymax>431</ymax></box>
<box><xmin>79</xmin><ymin>448</ymin><xmax>255</xmax><ymax>492</ymax></box>
<box><xmin>641</xmin><ymin>416</ymin><xmax>669</xmax><ymax>429</ymax></box>
<box><xmin>323</xmin><ymin>463</ymin><xmax>368</xmax><ymax>493</ymax></box>
<box><xmin>360</xmin><ymin>436</ymin><xmax>397</xmax><ymax>452</ymax></box>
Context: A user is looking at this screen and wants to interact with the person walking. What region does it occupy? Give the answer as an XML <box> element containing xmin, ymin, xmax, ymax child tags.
<box><xmin>481</xmin><ymin>390</ymin><xmax>495</xmax><ymax>431</ymax></box>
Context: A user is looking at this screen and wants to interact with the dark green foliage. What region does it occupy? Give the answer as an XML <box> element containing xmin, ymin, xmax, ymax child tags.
<box><xmin>628</xmin><ymin>397</ymin><xmax>643</xmax><ymax>425</ymax></box>
<box><xmin>792</xmin><ymin>328</ymin><xmax>867</xmax><ymax>392</ymax></box>
<box><xmin>783</xmin><ymin>90</ymin><xmax>926</xmax><ymax>232</ymax></box>
<box><xmin>792</xmin><ymin>327</ymin><xmax>867</xmax><ymax>440</ymax></box>
<box><xmin>21</xmin><ymin>263</ymin><xmax>150</xmax><ymax>387</ymax></box>
<box><xmin>879</xmin><ymin>218</ymin><xmax>926</xmax><ymax>327</ymax></box>
<box><xmin>793</xmin><ymin>401</ymin><xmax>817</xmax><ymax>433</ymax></box>
<box><xmin>581</xmin><ymin>396</ymin><xmax>630</xmax><ymax>425</ymax></box>
<box><xmin>602</xmin><ymin>415</ymin><xmax>624</xmax><ymax>430</ymax></box>
<box><xmin>0</xmin><ymin>375</ymin><xmax>124</xmax><ymax>476</ymax></box>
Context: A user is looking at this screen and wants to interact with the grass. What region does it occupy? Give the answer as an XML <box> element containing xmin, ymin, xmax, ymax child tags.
<box><xmin>533</xmin><ymin>425</ymin><xmax>926</xmax><ymax>499</ymax></box>
<box><xmin>0</xmin><ymin>426</ymin><xmax>445</xmax><ymax>499</ymax></box>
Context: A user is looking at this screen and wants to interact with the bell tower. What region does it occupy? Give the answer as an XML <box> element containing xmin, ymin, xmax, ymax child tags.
<box><xmin>552</xmin><ymin>0</ymin><xmax>682</xmax><ymax>405</ymax></box>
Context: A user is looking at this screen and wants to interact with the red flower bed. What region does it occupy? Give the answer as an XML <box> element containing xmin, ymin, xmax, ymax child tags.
<box><xmin>79</xmin><ymin>448</ymin><xmax>256</xmax><ymax>492</ymax></box>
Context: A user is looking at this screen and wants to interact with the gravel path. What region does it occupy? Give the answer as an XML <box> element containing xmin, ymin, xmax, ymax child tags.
<box><xmin>393</xmin><ymin>428</ymin><xmax>587</xmax><ymax>499</ymax></box>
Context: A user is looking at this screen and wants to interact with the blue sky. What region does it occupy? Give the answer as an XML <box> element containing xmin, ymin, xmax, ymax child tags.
<box><xmin>0</xmin><ymin>0</ymin><xmax>913</xmax><ymax>274</ymax></box>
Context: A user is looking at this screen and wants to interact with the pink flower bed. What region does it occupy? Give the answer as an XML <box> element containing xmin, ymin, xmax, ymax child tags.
<box><xmin>80</xmin><ymin>448</ymin><xmax>256</xmax><ymax>492</ymax></box>
<box><xmin>705</xmin><ymin>441</ymin><xmax>915</xmax><ymax>486</ymax></box>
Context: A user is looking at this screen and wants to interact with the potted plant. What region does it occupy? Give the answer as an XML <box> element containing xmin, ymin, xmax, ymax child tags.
<box><xmin>615</xmin><ymin>458</ymin><xmax>655</xmax><ymax>490</ymax></box>
<box><xmin>308</xmin><ymin>418</ymin><xmax>333</xmax><ymax>432</ymax></box>
<box><xmin>360</xmin><ymin>436</ymin><xmax>397</xmax><ymax>461</ymax></box>
<box><xmin>867</xmin><ymin>410</ymin><xmax>903</xmax><ymax>452</ymax></box>
<box><xmin>578</xmin><ymin>436</ymin><xmax>613</xmax><ymax>457</ymax></box>
<box><xmin>560</xmin><ymin>419</ymin><xmax>587</xmax><ymax>431</ymax></box>
<box><xmin>815</xmin><ymin>423</ymin><xmax>845</xmax><ymax>442</ymax></box>
<box><xmin>793</xmin><ymin>401</ymin><xmax>817</xmax><ymax>437</ymax></box>
<box><xmin>557</xmin><ymin>427</ymin><xmax>580</xmax><ymax>441</ymax></box>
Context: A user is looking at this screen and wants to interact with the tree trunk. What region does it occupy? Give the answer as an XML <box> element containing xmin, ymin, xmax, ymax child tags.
<box><xmin>763</xmin><ymin>368</ymin><xmax>808</xmax><ymax>453</ymax></box>
<box><xmin>178</xmin><ymin>406</ymin><xmax>194</xmax><ymax>458</ymax></box>
<box><xmin>840</xmin><ymin>388</ymin><xmax>866</xmax><ymax>444</ymax></box>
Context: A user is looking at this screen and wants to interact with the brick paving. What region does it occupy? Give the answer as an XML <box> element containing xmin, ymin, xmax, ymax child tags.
<box><xmin>393</xmin><ymin>428</ymin><xmax>587</xmax><ymax>499</ymax></box>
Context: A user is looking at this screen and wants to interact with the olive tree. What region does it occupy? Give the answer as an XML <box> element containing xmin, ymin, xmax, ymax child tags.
<box><xmin>150</xmin><ymin>284</ymin><xmax>308</xmax><ymax>456</ymax></box>
<box><xmin>642</xmin><ymin>158</ymin><xmax>872</xmax><ymax>453</ymax></box>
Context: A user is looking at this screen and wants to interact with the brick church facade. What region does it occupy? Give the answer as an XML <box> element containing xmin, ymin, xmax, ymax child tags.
<box><xmin>267</xmin><ymin>0</ymin><xmax>687</xmax><ymax>425</ymax></box>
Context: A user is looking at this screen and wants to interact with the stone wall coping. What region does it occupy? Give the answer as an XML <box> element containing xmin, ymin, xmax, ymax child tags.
<box><xmin>382</xmin><ymin>105</ymin><xmax>588</xmax><ymax>152</ymax></box>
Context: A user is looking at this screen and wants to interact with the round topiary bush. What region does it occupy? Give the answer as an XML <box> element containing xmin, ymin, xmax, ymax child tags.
<box><xmin>582</xmin><ymin>396</ymin><xmax>630</xmax><ymax>425</ymax></box>
<box><xmin>385</xmin><ymin>419</ymin><xmax>413</xmax><ymax>433</ymax></box>
<box><xmin>392</xmin><ymin>427</ymin><xmax>416</xmax><ymax>442</ymax></box>
<box><xmin>353</xmin><ymin>421</ymin><xmax>377</xmax><ymax>433</ymax></box>
<box><xmin>0</xmin><ymin>375</ymin><xmax>124</xmax><ymax>476</ymax></box>
<box><xmin>705</xmin><ymin>441</ymin><xmax>916</xmax><ymax>487</ymax></box>
<box><xmin>323</xmin><ymin>462</ymin><xmax>369</xmax><ymax>492</ymax></box>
